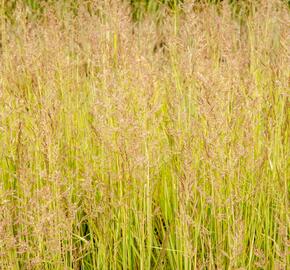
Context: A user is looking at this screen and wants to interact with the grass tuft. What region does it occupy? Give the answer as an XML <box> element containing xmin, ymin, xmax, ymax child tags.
<box><xmin>0</xmin><ymin>0</ymin><xmax>289</xmax><ymax>269</ymax></box>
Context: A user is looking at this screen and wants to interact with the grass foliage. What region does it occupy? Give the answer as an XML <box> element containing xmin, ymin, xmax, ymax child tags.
<box><xmin>0</xmin><ymin>0</ymin><xmax>289</xmax><ymax>269</ymax></box>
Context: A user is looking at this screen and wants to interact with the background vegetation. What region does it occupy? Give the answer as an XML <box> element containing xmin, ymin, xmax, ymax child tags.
<box><xmin>0</xmin><ymin>0</ymin><xmax>289</xmax><ymax>269</ymax></box>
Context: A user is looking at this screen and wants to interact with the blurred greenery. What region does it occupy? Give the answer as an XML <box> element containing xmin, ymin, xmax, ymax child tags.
<box><xmin>1</xmin><ymin>0</ymin><xmax>289</xmax><ymax>22</ymax></box>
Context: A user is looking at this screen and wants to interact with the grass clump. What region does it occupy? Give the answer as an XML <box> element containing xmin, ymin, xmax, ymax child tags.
<box><xmin>0</xmin><ymin>0</ymin><xmax>289</xmax><ymax>269</ymax></box>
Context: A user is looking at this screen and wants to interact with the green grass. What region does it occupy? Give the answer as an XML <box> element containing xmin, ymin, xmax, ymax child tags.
<box><xmin>0</xmin><ymin>0</ymin><xmax>289</xmax><ymax>269</ymax></box>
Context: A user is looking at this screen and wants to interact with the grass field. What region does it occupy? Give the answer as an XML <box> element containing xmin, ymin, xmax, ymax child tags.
<box><xmin>0</xmin><ymin>0</ymin><xmax>289</xmax><ymax>269</ymax></box>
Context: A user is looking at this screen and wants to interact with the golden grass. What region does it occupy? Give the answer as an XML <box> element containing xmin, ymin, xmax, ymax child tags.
<box><xmin>0</xmin><ymin>0</ymin><xmax>289</xmax><ymax>269</ymax></box>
